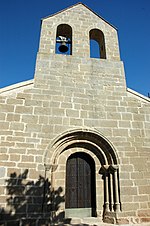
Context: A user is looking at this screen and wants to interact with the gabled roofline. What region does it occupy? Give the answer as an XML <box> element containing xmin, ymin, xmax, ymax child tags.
<box><xmin>41</xmin><ymin>2</ymin><xmax>117</xmax><ymax>30</ymax></box>
<box><xmin>0</xmin><ymin>79</ymin><xmax>34</xmax><ymax>95</ymax></box>
<box><xmin>127</xmin><ymin>88</ymin><xmax>150</xmax><ymax>103</ymax></box>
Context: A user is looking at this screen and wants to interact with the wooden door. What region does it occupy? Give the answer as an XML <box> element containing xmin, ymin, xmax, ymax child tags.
<box><xmin>65</xmin><ymin>152</ymin><xmax>96</xmax><ymax>211</ymax></box>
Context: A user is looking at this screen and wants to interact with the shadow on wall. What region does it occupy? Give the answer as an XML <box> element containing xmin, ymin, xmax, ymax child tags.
<box><xmin>0</xmin><ymin>169</ymin><xmax>69</xmax><ymax>226</ymax></box>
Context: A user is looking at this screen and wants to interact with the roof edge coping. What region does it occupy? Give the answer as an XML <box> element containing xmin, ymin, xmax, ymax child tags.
<box><xmin>41</xmin><ymin>2</ymin><xmax>117</xmax><ymax>30</ymax></box>
<box><xmin>0</xmin><ymin>79</ymin><xmax>34</xmax><ymax>95</ymax></box>
<box><xmin>127</xmin><ymin>87</ymin><xmax>150</xmax><ymax>103</ymax></box>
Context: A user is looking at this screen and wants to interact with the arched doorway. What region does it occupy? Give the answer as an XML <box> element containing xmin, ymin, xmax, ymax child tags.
<box><xmin>44</xmin><ymin>128</ymin><xmax>121</xmax><ymax>221</ymax></box>
<box><xmin>65</xmin><ymin>152</ymin><xmax>96</xmax><ymax>218</ymax></box>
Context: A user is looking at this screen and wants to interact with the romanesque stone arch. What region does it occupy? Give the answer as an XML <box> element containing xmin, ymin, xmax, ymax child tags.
<box><xmin>45</xmin><ymin>128</ymin><xmax>119</xmax><ymax>164</ymax></box>
<box><xmin>44</xmin><ymin>128</ymin><xmax>121</xmax><ymax>219</ymax></box>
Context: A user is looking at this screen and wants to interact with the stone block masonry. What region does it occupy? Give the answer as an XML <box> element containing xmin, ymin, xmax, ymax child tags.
<box><xmin>0</xmin><ymin>3</ymin><xmax>150</xmax><ymax>225</ymax></box>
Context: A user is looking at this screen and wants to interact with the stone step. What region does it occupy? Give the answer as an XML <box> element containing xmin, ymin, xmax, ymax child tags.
<box><xmin>59</xmin><ymin>223</ymin><xmax>150</xmax><ymax>226</ymax></box>
<box><xmin>56</xmin><ymin>224</ymin><xmax>150</xmax><ymax>226</ymax></box>
<box><xmin>59</xmin><ymin>218</ymin><xmax>150</xmax><ymax>226</ymax></box>
<box><xmin>1</xmin><ymin>218</ymin><xmax>150</xmax><ymax>226</ymax></box>
<box><xmin>63</xmin><ymin>217</ymin><xmax>113</xmax><ymax>226</ymax></box>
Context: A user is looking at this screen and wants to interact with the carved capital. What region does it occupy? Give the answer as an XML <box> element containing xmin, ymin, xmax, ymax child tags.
<box><xmin>99</xmin><ymin>165</ymin><xmax>109</xmax><ymax>175</ymax></box>
<box><xmin>44</xmin><ymin>164</ymin><xmax>58</xmax><ymax>172</ymax></box>
<box><xmin>51</xmin><ymin>164</ymin><xmax>58</xmax><ymax>172</ymax></box>
<box><xmin>109</xmin><ymin>165</ymin><xmax>119</xmax><ymax>173</ymax></box>
<box><xmin>44</xmin><ymin>164</ymin><xmax>51</xmax><ymax>171</ymax></box>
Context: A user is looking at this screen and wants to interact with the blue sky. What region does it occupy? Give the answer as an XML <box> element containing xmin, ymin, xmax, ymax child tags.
<box><xmin>0</xmin><ymin>0</ymin><xmax>150</xmax><ymax>97</ymax></box>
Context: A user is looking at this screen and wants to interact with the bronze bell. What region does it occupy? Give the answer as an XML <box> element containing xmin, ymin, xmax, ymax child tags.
<box><xmin>59</xmin><ymin>41</ymin><xmax>69</xmax><ymax>53</ymax></box>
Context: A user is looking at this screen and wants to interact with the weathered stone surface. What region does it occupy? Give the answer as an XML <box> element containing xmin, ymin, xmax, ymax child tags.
<box><xmin>0</xmin><ymin>167</ymin><xmax>6</xmax><ymax>178</ymax></box>
<box><xmin>0</xmin><ymin>2</ymin><xmax>149</xmax><ymax>225</ymax></box>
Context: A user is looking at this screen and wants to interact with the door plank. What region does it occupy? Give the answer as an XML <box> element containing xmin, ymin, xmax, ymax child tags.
<box><xmin>66</xmin><ymin>153</ymin><xmax>94</xmax><ymax>209</ymax></box>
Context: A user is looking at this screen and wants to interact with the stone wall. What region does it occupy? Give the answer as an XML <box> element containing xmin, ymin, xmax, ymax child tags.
<box><xmin>0</xmin><ymin>3</ymin><xmax>150</xmax><ymax>225</ymax></box>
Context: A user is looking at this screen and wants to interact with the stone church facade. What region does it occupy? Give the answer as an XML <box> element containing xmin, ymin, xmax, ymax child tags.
<box><xmin>0</xmin><ymin>3</ymin><xmax>150</xmax><ymax>225</ymax></box>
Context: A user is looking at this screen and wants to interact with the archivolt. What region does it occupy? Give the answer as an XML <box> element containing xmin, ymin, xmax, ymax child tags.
<box><xmin>44</xmin><ymin>128</ymin><xmax>119</xmax><ymax>166</ymax></box>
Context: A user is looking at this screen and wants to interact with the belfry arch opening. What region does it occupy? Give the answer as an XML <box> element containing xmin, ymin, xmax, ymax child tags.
<box><xmin>56</xmin><ymin>24</ymin><xmax>72</xmax><ymax>55</ymax></box>
<box><xmin>90</xmin><ymin>29</ymin><xmax>106</xmax><ymax>59</ymax></box>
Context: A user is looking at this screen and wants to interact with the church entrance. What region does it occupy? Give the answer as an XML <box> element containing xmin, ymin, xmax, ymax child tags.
<box><xmin>65</xmin><ymin>152</ymin><xmax>96</xmax><ymax>218</ymax></box>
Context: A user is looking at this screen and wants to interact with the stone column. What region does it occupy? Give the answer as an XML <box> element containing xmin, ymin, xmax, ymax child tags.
<box><xmin>99</xmin><ymin>165</ymin><xmax>109</xmax><ymax>212</ymax></box>
<box><xmin>109</xmin><ymin>172</ymin><xmax>114</xmax><ymax>211</ymax></box>
<box><xmin>110</xmin><ymin>165</ymin><xmax>120</xmax><ymax>212</ymax></box>
<box><xmin>51</xmin><ymin>164</ymin><xmax>57</xmax><ymax>220</ymax></box>
<box><xmin>50</xmin><ymin>164</ymin><xmax>58</xmax><ymax>189</ymax></box>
